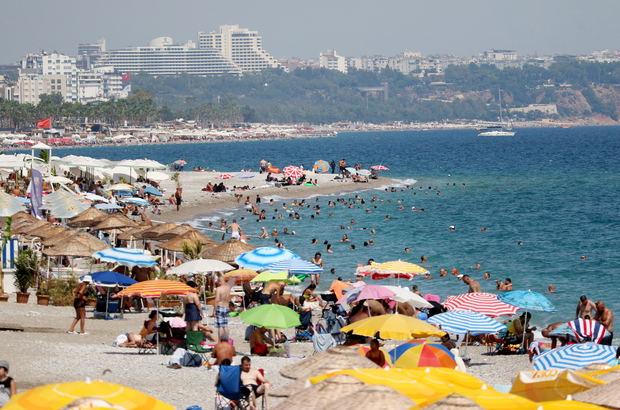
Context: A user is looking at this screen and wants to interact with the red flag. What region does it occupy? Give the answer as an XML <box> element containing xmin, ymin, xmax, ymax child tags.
<box><xmin>122</xmin><ymin>72</ymin><xmax>130</xmax><ymax>81</ymax></box>
<box><xmin>37</xmin><ymin>118</ymin><xmax>51</xmax><ymax>129</ymax></box>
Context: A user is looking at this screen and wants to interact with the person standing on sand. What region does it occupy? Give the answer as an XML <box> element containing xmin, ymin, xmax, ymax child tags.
<box><xmin>576</xmin><ymin>295</ymin><xmax>597</xmax><ymax>319</ymax></box>
<box><xmin>330</xmin><ymin>160</ymin><xmax>336</xmax><ymax>174</ymax></box>
<box><xmin>215</xmin><ymin>274</ymin><xmax>231</xmax><ymax>339</ymax></box>
<box><xmin>175</xmin><ymin>187</ymin><xmax>182</xmax><ymax>212</ymax></box>
<box><xmin>68</xmin><ymin>275</ymin><xmax>91</xmax><ymax>335</ymax></box>
<box><xmin>183</xmin><ymin>281</ymin><xmax>203</xmax><ymax>332</ymax></box>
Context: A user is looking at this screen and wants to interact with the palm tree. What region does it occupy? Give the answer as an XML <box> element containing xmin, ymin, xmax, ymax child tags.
<box><xmin>182</xmin><ymin>240</ymin><xmax>203</xmax><ymax>261</ymax></box>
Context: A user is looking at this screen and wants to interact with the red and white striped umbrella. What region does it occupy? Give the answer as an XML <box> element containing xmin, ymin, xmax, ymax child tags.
<box><xmin>444</xmin><ymin>293</ymin><xmax>519</xmax><ymax>317</ymax></box>
<box><xmin>371</xmin><ymin>165</ymin><xmax>389</xmax><ymax>171</ymax></box>
<box><xmin>283</xmin><ymin>166</ymin><xmax>304</xmax><ymax>179</ymax></box>
<box><xmin>216</xmin><ymin>174</ymin><xmax>234</xmax><ymax>179</ymax></box>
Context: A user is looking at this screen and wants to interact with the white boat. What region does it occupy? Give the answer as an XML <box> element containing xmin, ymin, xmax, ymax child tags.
<box><xmin>478</xmin><ymin>87</ymin><xmax>516</xmax><ymax>137</ymax></box>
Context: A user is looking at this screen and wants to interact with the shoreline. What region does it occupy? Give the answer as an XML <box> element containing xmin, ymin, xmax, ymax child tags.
<box><xmin>153</xmin><ymin>173</ymin><xmax>399</xmax><ymax>225</ymax></box>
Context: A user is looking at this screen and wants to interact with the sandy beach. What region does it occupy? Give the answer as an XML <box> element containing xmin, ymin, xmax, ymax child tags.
<box><xmin>151</xmin><ymin>171</ymin><xmax>396</xmax><ymax>224</ymax></box>
<box><xmin>0</xmin><ymin>297</ymin><xmax>532</xmax><ymax>409</ymax></box>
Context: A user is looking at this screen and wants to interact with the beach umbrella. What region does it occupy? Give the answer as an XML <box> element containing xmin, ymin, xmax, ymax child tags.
<box><xmin>215</xmin><ymin>173</ymin><xmax>234</xmax><ymax>179</ymax></box>
<box><xmin>265</xmin><ymin>258</ymin><xmax>323</xmax><ymax>275</ymax></box>
<box><xmin>251</xmin><ymin>270</ymin><xmax>297</xmax><ymax>283</ymax></box>
<box><xmin>382</xmin><ymin>286</ymin><xmax>433</xmax><ymax>308</ymax></box>
<box><xmin>341</xmin><ymin>314</ymin><xmax>445</xmax><ymax>339</ymax></box>
<box><xmin>23</xmin><ymin>224</ymin><xmax>66</xmax><ymax>240</ymax></box>
<box><xmin>428</xmin><ymin>310</ymin><xmax>506</xmax><ymax>335</ymax></box>
<box><xmin>266</xmin><ymin>167</ymin><xmax>281</xmax><ymax>174</ymax></box>
<box><xmin>152</xmin><ymin>223</ymin><xmax>196</xmax><ymax>241</ymax></box>
<box><xmin>370</xmin><ymin>260</ymin><xmax>428</xmax><ymax>277</ymax></box>
<box><xmin>371</xmin><ymin>165</ymin><xmax>389</xmax><ymax>170</ymax></box>
<box><xmin>95</xmin><ymin>203</ymin><xmax>123</xmax><ymax>210</ymax></box>
<box><xmin>422</xmin><ymin>394</ymin><xmax>485</xmax><ymax>410</ymax></box>
<box><xmin>138</xmin><ymin>222</ymin><xmax>179</xmax><ymax>239</ymax></box>
<box><xmin>145</xmin><ymin>171</ymin><xmax>169</xmax><ymax>182</ymax></box>
<box><xmin>92</xmin><ymin>214</ymin><xmax>138</xmax><ymax>231</ymax></box>
<box><xmin>156</xmin><ymin>234</ymin><xmax>218</xmax><ymax>253</ymax></box>
<box><xmin>234</xmin><ymin>247</ymin><xmax>300</xmax><ymax>270</ymax></box>
<box><xmin>49</xmin><ymin>201</ymin><xmax>89</xmax><ymax>218</ymax></box>
<box><xmin>92</xmin><ymin>248</ymin><xmax>158</xmax><ymax>268</ymax></box>
<box><xmin>345</xmin><ymin>167</ymin><xmax>359</xmax><ymax>175</ymax></box>
<box><xmin>348</xmin><ymin>344</ymin><xmax>392</xmax><ymax>368</ymax></box>
<box><xmin>117</xmin><ymin>159</ymin><xmax>167</xmax><ymax>170</ymax></box>
<box><xmin>313</xmin><ymin>160</ymin><xmax>330</xmax><ymax>173</ymax></box>
<box><xmin>336</xmin><ymin>284</ymin><xmax>395</xmax><ymax>304</ymax></box>
<box><xmin>283</xmin><ymin>165</ymin><xmax>303</xmax><ymax>178</ymax></box>
<box><xmin>201</xmin><ymin>238</ymin><xmax>256</xmax><ymax>263</ymax></box>
<box><xmin>2</xmin><ymin>379</ymin><xmax>173</xmax><ymax>410</ymax></box>
<box><xmin>308</xmin><ymin>368</ymin><xmax>453</xmax><ymax>408</ymax></box>
<box><xmin>143</xmin><ymin>186</ymin><xmax>163</xmax><ymax>197</ymax></box>
<box><xmin>567</xmin><ymin>319</ymin><xmax>608</xmax><ymax>344</ymax></box>
<box><xmin>540</xmin><ymin>400</ymin><xmax>613</xmax><ymax>410</ymax></box>
<box><xmin>510</xmin><ymin>369</ymin><xmax>605</xmax><ymax>402</ymax></box>
<box><xmin>42</xmin><ymin>229</ymin><xmax>78</xmax><ymax>247</ymax></box>
<box><xmin>572</xmin><ymin>379</ymin><xmax>620</xmax><ymax>409</ymax></box>
<box><xmin>13</xmin><ymin>219</ymin><xmax>49</xmax><ymax>235</ymax></box>
<box><xmin>223</xmin><ymin>269</ymin><xmax>257</xmax><ymax>284</ymax></box>
<box><xmin>67</xmin><ymin>206</ymin><xmax>107</xmax><ymax>228</ymax></box>
<box><xmin>119</xmin><ymin>197</ymin><xmax>149</xmax><ymax>206</ymax></box>
<box><xmin>389</xmin><ymin>340</ymin><xmax>456</xmax><ymax>369</ymax></box>
<box><xmin>273</xmin><ymin>374</ymin><xmax>366</xmax><ymax>410</ymax></box>
<box><xmin>239</xmin><ymin>304</ymin><xmax>301</xmax><ymax>329</ymax></box>
<box><xmin>42</xmin><ymin>233</ymin><xmax>110</xmax><ymax>257</ymax></box>
<box><xmin>107</xmin><ymin>184</ymin><xmax>135</xmax><ymax>192</ymax></box>
<box><xmin>498</xmin><ymin>290</ymin><xmax>556</xmax><ymax>313</ymax></box>
<box><xmin>79</xmin><ymin>271</ymin><xmax>137</xmax><ymax>287</ymax></box>
<box><xmin>117</xmin><ymin>226</ymin><xmax>152</xmax><ymax>241</ymax></box>
<box><xmin>44</xmin><ymin>175</ymin><xmax>72</xmax><ymax>185</ymax></box>
<box><xmin>319</xmin><ymin>385</ymin><xmax>414</xmax><ymax>410</ymax></box>
<box><xmin>444</xmin><ymin>293</ymin><xmax>520</xmax><ymax>317</ymax></box>
<box><xmin>279</xmin><ymin>346</ymin><xmax>381</xmax><ymax>380</ymax></box>
<box><xmin>116</xmin><ymin>279</ymin><xmax>196</xmax><ymax>298</ymax></box>
<box><xmin>533</xmin><ymin>342</ymin><xmax>617</xmax><ymax>371</ymax></box>
<box><xmin>82</xmin><ymin>193</ymin><xmax>110</xmax><ymax>203</ymax></box>
<box><xmin>167</xmin><ymin>258</ymin><xmax>234</xmax><ymax>276</ymax></box>
<box><xmin>237</xmin><ymin>172</ymin><xmax>254</xmax><ymax>178</ymax></box>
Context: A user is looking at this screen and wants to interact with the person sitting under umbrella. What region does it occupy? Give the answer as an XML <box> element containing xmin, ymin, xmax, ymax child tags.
<box><xmin>365</xmin><ymin>339</ymin><xmax>386</xmax><ymax>367</ymax></box>
<box><xmin>508</xmin><ymin>312</ymin><xmax>537</xmax><ymax>348</ymax></box>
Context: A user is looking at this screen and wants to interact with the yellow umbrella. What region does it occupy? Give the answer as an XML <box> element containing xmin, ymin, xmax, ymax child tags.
<box><xmin>537</xmin><ymin>400</ymin><xmax>609</xmax><ymax>410</ymax></box>
<box><xmin>399</xmin><ymin>367</ymin><xmax>487</xmax><ymax>390</ymax></box>
<box><xmin>341</xmin><ymin>314</ymin><xmax>445</xmax><ymax>339</ymax></box>
<box><xmin>510</xmin><ymin>369</ymin><xmax>605</xmax><ymax>402</ymax></box>
<box><xmin>371</xmin><ymin>260</ymin><xmax>429</xmax><ymax>275</ymax></box>
<box><xmin>4</xmin><ymin>379</ymin><xmax>173</xmax><ymax>410</ymax></box>
<box><xmin>308</xmin><ymin>368</ymin><xmax>452</xmax><ymax>408</ymax></box>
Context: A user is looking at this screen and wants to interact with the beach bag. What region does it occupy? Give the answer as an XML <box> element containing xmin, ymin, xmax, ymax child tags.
<box><xmin>245</xmin><ymin>325</ymin><xmax>258</xmax><ymax>341</ymax></box>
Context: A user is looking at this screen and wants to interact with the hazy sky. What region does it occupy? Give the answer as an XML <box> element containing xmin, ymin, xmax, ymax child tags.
<box><xmin>2</xmin><ymin>0</ymin><xmax>619</xmax><ymax>64</ymax></box>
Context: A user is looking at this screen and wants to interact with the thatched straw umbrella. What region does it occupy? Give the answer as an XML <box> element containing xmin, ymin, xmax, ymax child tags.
<box><xmin>157</xmin><ymin>233</ymin><xmax>219</xmax><ymax>253</ymax></box>
<box><xmin>138</xmin><ymin>222</ymin><xmax>178</xmax><ymax>240</ymax></box>
<box><xmin>43</xmin><ymin>230</ymin><xmax>79</xmax><ymax>247</ymax></box>
<box><xmin>592</xmin><ymin>368</ymin><xmax>620</xmax><ymax>384</ymax></box>
<box><xmin>317</xmin><ymin>385</ymin><xmax>415</xmax><ymax>410</ymax></box>
<box><xmin>153</xmin><ymin>223</ymin><xmax>196</xmax><ymax>241</ymax></box>
<box><xmin>117</xmin><ymin>225</ymin><xmax>152</xmax><ymax>241</ymax></box>
<box><xmin>422</xmin><ymin>394</ymin><xmax>484</xmax><ymax>410</ymax></box>
<box><xmin>67</xmin><ymin>206</ymin><xmax>108</xmax><ymax>228</ymax></box>
<box><xmin>42</xmin><ymin>232</ymin><xmax>110</xmax><ymax>257</ymax></box>
<box><xmin>572</xmin><ymin>379</ymin><xmax>620</xmax><ymax>409</ymax></box>
<box><xmin>576</xmin><ymin>363</ymin><xmax>612</xmax><ymax>374</ymax></box>
<box><xmin>92</xmin><ymin>214</ymin><xmax>138</xmax><ymax>231</ymax></box>
<box><xmin>280</xmin><ymin>346</ymin><xmax>379</xmax><ymax>380</ymax></box>
<box><xmin>11</xmin><ymin>211</ymin><xmax>36</xmax><ymax>221</ymax></box>
<box><xmin>13</xmin><ymin>219</ymin><xmax>49</xmax><ymax>235</ymax></box>
<box><xmin>201</xmin><ymin>238</ymin><xmax>256</xmax><ymax>264</ymax></box>
<box><xmin>24</xmin><ymin>224</ymin><xmax>66</xmax><ymax>240</ymax></box>
<box><xmin>272</xmin><ymin>375</ymin><xmax>365</xmax><ymax>410</ymax></box>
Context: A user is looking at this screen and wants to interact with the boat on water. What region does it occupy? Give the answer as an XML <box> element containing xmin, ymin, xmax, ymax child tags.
<box><xmin>478</xmin><ymin>87</ymin><xmax>516</xmax><ymax>137</ymax></box>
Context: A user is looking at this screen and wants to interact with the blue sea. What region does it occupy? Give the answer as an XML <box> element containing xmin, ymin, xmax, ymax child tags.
<box><xmin>29</xmin><ymin>127</ymin><xmax>620</xmax><ymax>332</ymax></box>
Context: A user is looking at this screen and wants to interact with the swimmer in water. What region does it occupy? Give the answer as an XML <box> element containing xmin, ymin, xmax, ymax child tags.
<box><xmin>546</xmin><ymin>284</ymin><xmax>555</xmax><ymax>293</ymax></box>
<box><xmin>484</xmin><ymin>272</ymin><xmax>490</xmax><ymax>280</ymax></box>
<box><xmin>384</xmin><ymin>215</ymin><xmax>390</xmax><ymax>221</ymax></box>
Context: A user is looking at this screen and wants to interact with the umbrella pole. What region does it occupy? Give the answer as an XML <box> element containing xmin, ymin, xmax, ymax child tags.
<box><xmin>105</xmin><ymin>289</ymin><xmax>110</xmax><ymax>320</ymax></box>
<box><xmin>464</xmin><ymin>333</ymin><xmax>469</xmax><ymax>359</ymax></box>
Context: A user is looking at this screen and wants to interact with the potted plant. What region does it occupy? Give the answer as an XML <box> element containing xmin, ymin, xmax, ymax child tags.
<box><xmin>49</xmin><ymin>276</ymin><xmax>79</xmax><ymax>306</ymax></box>
<box><xmin>13</xmin><ymin>248</ymin><xmax>39</xmax><ymax>304</ymax></box>
<box><xmin>36</xmin><ymin>287</ymin><xmax>51</xmax><ymax>306</ymax></box>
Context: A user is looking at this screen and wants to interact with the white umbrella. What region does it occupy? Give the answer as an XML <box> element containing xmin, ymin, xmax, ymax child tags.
<box><xmin>167</xmin><ymin>258</ymin><xmax>234</xmax><ymax>276</ymax></box>
<box><xmin>0</xmin><ymin>191</ymin><xmax>27</xmax><ymax>217</ymax></box>
<box><xmin>44</xmin><ymin>175</ymin><xmax>72</xmax><ymax>184</ymax></box>
<box><xmin>382</xmin><ymin>286</ymin><xmax>433</xmax><ymax>308</ymax></box>
<box><xmin>117</xmin><ymin>159</ymin><xmax>167</xmax><ymax>170</ymax></box>
<box><xmin>145</xmin><ymin>171</ymin><xmax>169</xmax><ymax>182</ymax></box>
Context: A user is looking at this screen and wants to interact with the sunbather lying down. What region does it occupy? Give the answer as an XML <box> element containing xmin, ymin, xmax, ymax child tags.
<box><xmin>119</xmin><ymin>311</ymin><xmax>158</xmax><ymax>348</ymax></box>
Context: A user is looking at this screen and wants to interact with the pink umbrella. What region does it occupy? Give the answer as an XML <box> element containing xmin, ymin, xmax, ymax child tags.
<box><xmin>337</xmin><ymin>284</ymin><xmax>396</xmax><ymax>304</ymax></box>
<box><xmin>444</xmin><ymin>293</ymin><xmax>519</xmax><ymax>317</ymax></box>
<box><xmin>424</xmin><ymin>294</ymin><xmax>441</xmax><ymax>303</ymax></box>
<box><xmin>216</xmin><ymin>174</ymin><xmax>234</xmax><ymax>179</ymax></box>
<box><xmin>371</xmin><ymin>165</ymin><xmax>389</xmax><ymax>171</ymax></box>
<box><xmin>283</xmin><ymin>166</ymin><xmax>303</xmax><ymax>179</ymax></box>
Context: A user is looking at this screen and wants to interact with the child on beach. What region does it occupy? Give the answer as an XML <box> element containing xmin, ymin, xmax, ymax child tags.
<box><xmin>0</xmin><ymin>360</ymin><xmax>16</xmax><ymax>407</ymax></box>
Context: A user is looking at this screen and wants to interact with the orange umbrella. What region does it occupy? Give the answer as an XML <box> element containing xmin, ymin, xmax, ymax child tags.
<box><xmin>223</xmin><ymin>269</ymin><xmax>257</xmax><ymax>284</ymax></box>
<box><xmin>266</xmin><ymin>167</ymin><xmax>281</xmax><ymax>174</ymax></box>
<box><xmin>116</xmin><ymin>280</ymin><xmax>197</xmax><ymax>298</ymax></box>
<box><xmin>329</xmin><ymin>280</ymin><xmax>351</xmax><ymax>300</ymax></box>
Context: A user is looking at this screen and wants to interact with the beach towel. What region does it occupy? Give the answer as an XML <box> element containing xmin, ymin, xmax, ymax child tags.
<box><xmin>169</xmin><ymin>348</ymin><xmax>202</xmax><ymax>367</ymax></box>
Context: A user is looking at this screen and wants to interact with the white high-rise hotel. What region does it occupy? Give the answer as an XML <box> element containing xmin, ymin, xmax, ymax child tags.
<box><xmin>198</xmin><ymin>25</ymin><xmax>280</xmax><ymax>72</ymax></box>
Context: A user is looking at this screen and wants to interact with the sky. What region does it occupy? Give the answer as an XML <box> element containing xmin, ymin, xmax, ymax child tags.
<box><xmin>2</xmin><ymin>0</ymin><xmax>620</xmax><ymax>64</ymax></box>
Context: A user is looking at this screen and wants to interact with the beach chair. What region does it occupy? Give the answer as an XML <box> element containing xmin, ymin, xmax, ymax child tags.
<box><xmin>186</xmin><ymin>330</ymin><xmax>211</xmax><ymax>365</ymax></box>
<box><xmin>159</xmin><ymin>325</ymin><xmax>186</xmax><ymax>355</ymax></box>
<box><xmin>214</xmin><ymin>365</ymin><xmax>251</xmax><ymax>410</ymax></box>
<box><xmin>488</xmin><ymin>329</ymin><xmax>520</xmax><ymax>355</ymax></box>
<box><xmin>294</xmin><ymin>310</ymin><xmax>313</xmax><ymax>341</ymax></box>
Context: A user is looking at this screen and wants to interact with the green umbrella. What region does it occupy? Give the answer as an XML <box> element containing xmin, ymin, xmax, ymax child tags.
<box><xmin>239</xmin><ymin>304</ymin><xmax>301</xmax><ymax>329</ymax></box>
<box><xmin>251</xmin><ymin>270</ymin><xmax>295</xmax><ymax>283</ymax></box>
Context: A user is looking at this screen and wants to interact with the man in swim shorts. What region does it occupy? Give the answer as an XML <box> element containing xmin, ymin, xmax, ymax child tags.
<box><xmin>214</xmin><ymin>274</ymin><xmax>231</xmax><ymax>339</ymax></box>
<box><xmin>226</xmin><ymin>219</ymin><xmax>241</xmax><ymax>240</ymax></box>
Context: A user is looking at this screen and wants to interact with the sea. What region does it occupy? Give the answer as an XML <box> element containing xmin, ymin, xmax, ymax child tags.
<box><xmin>23</xmin><ymin>127</ymin><xmax>620</xmax><ymax>333</ymax></box>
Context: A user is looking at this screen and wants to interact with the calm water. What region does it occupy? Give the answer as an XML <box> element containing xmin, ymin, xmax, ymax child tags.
<box><xmin>30</xmin><ymin>127</ymin><xmax>620</xmax><ymax>331</ymax></box>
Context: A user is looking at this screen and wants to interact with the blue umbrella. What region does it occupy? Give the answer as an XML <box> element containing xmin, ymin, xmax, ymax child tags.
<box><xmin>234</xmin><ymin>247</ymin><xmax>300</xmax><ymax>271</ymax></box>
<box><xmin>497</xmin><ymin>290</ymin><xmax>556</xmax><ymax>313</ymax></box>
<box><xmin>95</xmin><ymin>203</ymin><xmax>123</xmax><ymax>210</ymax></box>
<box><xmin>265</xmin><ymin>258</ymin><xmax>323</xmax><ymax>275</ymax></box>
<box><xmin>533</xmin><ymin>342</ymin><xmax>617</xmax><ymax>370</ymax></box>
<box><xmin>143</xmin><ymin>186</ymin><xmax>163</xmax><ymax>197</ymax></box>
<box><xmin>92</xmin><ymin>248</ymin><xmax>158</xmax><ymax>268</ymax></box>
<box><xmin>237</xmin><ymin>172</ymin><xmax>255</xmax><ymax>179</ymax></box>
<box><xmin>80</xmin><ymin>270</ymin><xmax>137</xmax><ymax>287</ymax></box>
<box><xmin>345</xmin><ymin>167</ymin><xmax>359</xmax><ymax>175</ymax></box>
<box><xmin>428</xmin><ymin>310</ymin><xmax>506</xmax><ymax>336</ymax></box>
<box><xmin>356</xmin><ymin>169</ymin><xmax>372</xmax><ymax>176</ymax></box>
